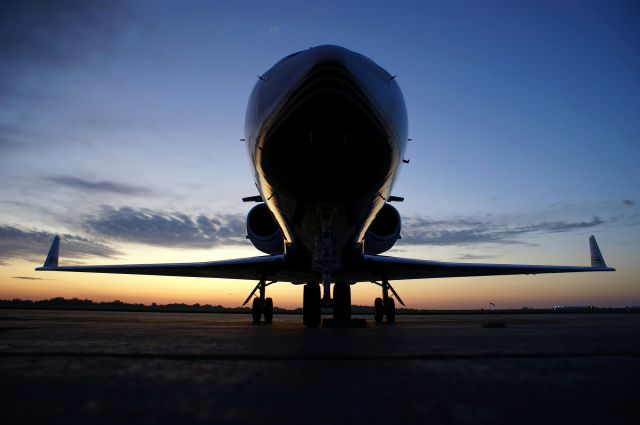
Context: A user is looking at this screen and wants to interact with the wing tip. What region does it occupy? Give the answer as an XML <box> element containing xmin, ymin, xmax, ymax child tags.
<box><xmin>589</xmin><ymin>235</ymin><xmax>609</xmax><ymax>269</ymax></box>
<box><xmin>39</xmin><ymin>235</ymin><xmax>60</xmax><ymax>270</ymax></box>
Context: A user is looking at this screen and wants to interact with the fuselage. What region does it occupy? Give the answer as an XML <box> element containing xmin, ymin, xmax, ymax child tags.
<box><xmin>245</xmin><ymin>45</ymin><xmax>408</xmax><ymax>277</ymax></box>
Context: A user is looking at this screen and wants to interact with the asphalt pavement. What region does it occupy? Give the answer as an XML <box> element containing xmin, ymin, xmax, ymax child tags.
<box><xmin>1</xmin><ymin>310</ymin><xmax>638</xmax><ymax>424</ymax></box>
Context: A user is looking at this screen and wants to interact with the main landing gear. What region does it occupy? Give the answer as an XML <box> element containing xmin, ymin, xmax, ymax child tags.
<box><xmin>332</xmin><ymin>282</ymin><xmax>351</xmax><ymax>321</ymax></box>
<box><xmin>373</xmin><ymin>280</ymin><xmax>405</xmax><ymax>323</ymax></box>
<box><xmin>303</xmin><ymin>282</ymin><xmax>321</xmax><ymax>327</ymax></box>
<box><xmin>303</xmin><ymin>281</ymin><xmax>353</xmax><ymax>327</ymax></box>
<box><xmin>243</xmin><ymin>280</ymin><xmax>275</xmax><ymax>323</ymax></box>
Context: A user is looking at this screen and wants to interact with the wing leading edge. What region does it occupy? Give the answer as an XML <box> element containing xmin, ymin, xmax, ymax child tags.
<box><xmin>358</xmin><ymin>235</ymin><xmax>615</xmax><ymax>281</ymax></box>
<box><xmin>36</xmin><ymin>236</ymin><xmax>284</xmax><ymax>281</ymax></box>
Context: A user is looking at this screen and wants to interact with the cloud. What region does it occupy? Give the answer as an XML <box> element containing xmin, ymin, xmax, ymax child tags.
<box><xmin>399</xmin><ymin>215</ymin><xmax>605</xmax><ymax>246</ymax></box>
<box><xmin>268</xmin><ymin>25</ymin><xmax>280</xmax><ymax>33</ymax></box>
<box><xmin>12</xmin><ymin>276</ymin><xmax>49</xmax><ymax>280</ymax></box>
<box><xmin>0</xmin><ymin>225</ymin><xmax>120</xmax><ymax>264</ymax></box>
<box><xmin>623</xmin><ymin>199</ymin><xmax>635</xmax><ymax>207</ymax></box>
<box><xmin>47</xmin><ymin>175</ymin><xmax>151</xmax><ymax>195</ymax></box>
<box><xmin>82</xmin><ymin>206</ymin><xmax>247</xmax><ymax>248</ymax></box>
<box><xmin>0</xmin><ymin>0</ymin><xmax>127</xmax><ymax>67</ymax></box>
<box><xmin>0</xmin><ymin>123</ymin><xmax>24</xmax><ymax>150</ymax></box>
<box><xmin>455</xmin><ymin>254</ymin><xmax>496</xmax><ymax>260</ymax></box>
<box><xmin>0</xmin><ymin>1</ymin><xmax>133</xmax><ymax>155</ymax></box>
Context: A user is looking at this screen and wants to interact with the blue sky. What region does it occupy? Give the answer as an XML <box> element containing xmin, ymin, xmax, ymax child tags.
<box><xmin>1</xmin><ymin>0</ymin><xmax>638</xmax><ymax>308</ymax></box>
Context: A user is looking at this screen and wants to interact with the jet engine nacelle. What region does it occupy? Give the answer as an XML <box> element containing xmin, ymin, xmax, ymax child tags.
<box><xmin>247</xmin><ymin>203</ymin><xmax>284</xmax><ymax>254</ymax></box>
<box><xmin>364</xmin><ymin>203</ymin><xmax>401</xmax><ymax>254</ymax></box>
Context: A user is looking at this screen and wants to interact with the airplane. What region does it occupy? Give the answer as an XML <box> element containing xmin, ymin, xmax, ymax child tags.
<box><xmin>36</xmin><ymin>45</ymin><xmax>615</xmax><ymax>327</ymax></box>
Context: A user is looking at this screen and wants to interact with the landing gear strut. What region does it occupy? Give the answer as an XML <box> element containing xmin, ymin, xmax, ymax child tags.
<box><xmin>243</xmin><ymin>280</ymin><xmax>275</xmax><ymax>323</ymax></box>
<box><xmin>372</xmin><ymin>280</ymin><xmax>404</xmax><ymax>323</ymax></box>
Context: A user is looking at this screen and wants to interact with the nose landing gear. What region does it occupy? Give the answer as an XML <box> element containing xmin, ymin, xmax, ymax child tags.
<box><xmin>372</xmin><ymin>280</ymin><xmax>404</xmax><ymax>323</ymax></box>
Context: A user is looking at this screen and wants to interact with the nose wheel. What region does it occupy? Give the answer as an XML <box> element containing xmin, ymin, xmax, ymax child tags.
<box><xmin>372</xmin><ymin>280</ymin><xmax>404</xmax><ymax>323</ymax></box>
<box><xmin>243</xmin><ymin>280</ymin><xmax>275</xmax><ymax>323</ymax></box>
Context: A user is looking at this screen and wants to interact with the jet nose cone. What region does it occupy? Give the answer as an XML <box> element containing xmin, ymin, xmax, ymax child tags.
<box><xmin>306</xmin><ymin>45</ymin><xmax>356</xmax><ymax>66</ymax></box>
<box><xmin>246</xmin><ymin>45</ymin><xmax>408</xmax><ymax>152</ymax></box>
<box><xmin>302</xmin><ymin>46</ymin><xmax>385</xmax><ymax>84</ymax></box>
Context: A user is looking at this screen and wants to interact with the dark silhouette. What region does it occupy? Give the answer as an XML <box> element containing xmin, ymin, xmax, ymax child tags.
<box><xmin>1</xmin><ymin>297</ymin><xmax>637</xmax><ymax>315</ymax></box>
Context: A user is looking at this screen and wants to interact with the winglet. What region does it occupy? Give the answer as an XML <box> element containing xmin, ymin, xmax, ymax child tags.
<box><xmin>589</xmin><ymin>235</ymin><xmax>607</xmax><ymax>268</ymax></box>
<box><xmin>38</xmin><ymin>235</ymin><xmax>60</xmax><ymax>270</ymax></box>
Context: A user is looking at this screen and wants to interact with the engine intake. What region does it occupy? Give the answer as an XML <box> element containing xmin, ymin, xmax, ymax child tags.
<box><xmin>247</xmin><ymin>204</ymin><xmax>284</xmax><ymax>254</ymax></box>
<box><xmin>364</xmin><ymin>203</ymin><xmax>401</xmax><ymax>254</ymax></box>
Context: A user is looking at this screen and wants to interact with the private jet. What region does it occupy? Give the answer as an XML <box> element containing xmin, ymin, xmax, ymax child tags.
<box><xmin>37</xmin><ymin>45</ymin><xmax>615</xmax><ymax>327</ymax></box>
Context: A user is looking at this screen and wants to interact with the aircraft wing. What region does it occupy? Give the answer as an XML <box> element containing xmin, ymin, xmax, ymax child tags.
<box><xmin>35</xmin><ymin>236</ymin><xmax>284</xmax><ymax>281</ymax></box>
<box><xmin>36</xmin><ymin>235</ymin><xmax>614</xmax><ymax>283</ymax></box>
<box><xmin>358</xmin><ymin>235</ymin><xmax>615</xmax><ymax>281</ymax></box>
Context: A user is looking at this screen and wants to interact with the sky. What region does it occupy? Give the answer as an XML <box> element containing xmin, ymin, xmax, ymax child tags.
<box><xmin>1</xmin><ymin>0</ymin><xmax>639</xmax><ymax>309</ymax></box>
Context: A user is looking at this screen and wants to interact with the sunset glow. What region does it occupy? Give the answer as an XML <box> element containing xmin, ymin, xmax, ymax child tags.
<box><xmin>1</xmin><ymin>1</ymin><xmax>638</xmax><ymax>309</ymax></box>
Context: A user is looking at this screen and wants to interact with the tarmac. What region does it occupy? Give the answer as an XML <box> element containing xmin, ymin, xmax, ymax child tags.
<box><xmin>1</xmin><ymin>309</ymin><xmax>638</xmax><ymax>424</ymax></box>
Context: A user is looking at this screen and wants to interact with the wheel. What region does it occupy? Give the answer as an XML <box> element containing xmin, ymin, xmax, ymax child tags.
<box><xmin>303</xmin><ymin>282</ymin><xmax>321</xmax><ymax>328</ymax></box>
<box><xmin>374</xmin><ymin>297</ymin><xmax>384</xmax><ymax>322</ymax></box>
<box><xmin>252</xmin><ymin>298</ymin><xmax>262</xmax><ymax>323</ymax></box>
<box><xmin>332</xmin><ymin>282</ymin><xmax>351</xmax><ymax>320</ymax></box>
<box><xmin>263</xmin><ymin>297</ymin><xmax>273</xmax><ymax>323</ymax></box>
<box><xmin>385</xmin><ymin>298</ymin><xmax>396</xmax><ymax>323</ymax></box>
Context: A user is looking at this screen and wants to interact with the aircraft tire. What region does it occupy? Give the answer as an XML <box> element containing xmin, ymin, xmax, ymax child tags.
<box><xmin>385</xmin><ymin>298</ymin><xmax>396</xmax><ymax>323</ymax></box>
<box><xmin>264</xmin><ymin>297</ymin><xmax>274</xmax><ymax>323</ymax></box>
<box><xmin>303</xmin><ymin>283</ymin><xmax>321</xmax><ymax>328</ymax></box>
<box><xmin>374</xmin><ymin>297</ymin><xmax>384</xmax><ymax>322</ymax></box>
<box><xmin>252</xmin><ymin>298</ymin><xmax>262</xmax><ymax>323</ymax></box>
<box><xmin>333</xmin><ymin>282</ymin><xmax>351</xmax><ymax>320</ymax></box>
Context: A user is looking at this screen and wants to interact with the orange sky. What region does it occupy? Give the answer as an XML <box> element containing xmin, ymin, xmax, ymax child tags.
<box><xmin>1</xmin><ymin>2</ymin><xmax>639</xmax><ymax>311</ymax></box>
<box><xmin>2</xmin><ymin>240</ymin><xmax>637</xmax><ymax>309</ymax></box>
